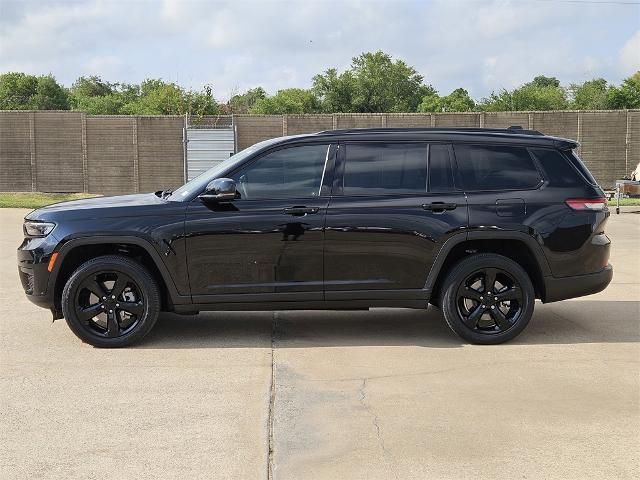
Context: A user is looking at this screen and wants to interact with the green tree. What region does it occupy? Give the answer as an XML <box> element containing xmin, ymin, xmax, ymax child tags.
<box><xmin>71</xmin><ymin>75</ymin><xmax>114</xmax><ymax>98</ymax></box>
<box><xmin>250</xmin><ymin>88</ymin><xmax>319</xmax><ymax>114</ymax></box>
<box><xmin>569</xmin><ymin>78</ymin><xmax>611</xmax><ymax>110</ymax></box>
<box><xmin>0</xmin><ymin>72</ymin><xmax>69</xmax><ymax>110</ymax></box>
<box><xmin>313</xmin><ymin>51</ymin><xmax>434</xmax><ymax>113</ymax></box>
<box><xmin>121</xmin><ymin>79</ymin><xmax>219</xmax><ymax>115</ymax></box>
<box><xmin>418</xmin><ymin>88</ymin><xmax>475</xmax><ymax>112</ymax></box>
<box><xmin>608</xmin><ymin>71</ymin><xmax>640</xmax><ymax>109</ymax></box>
<box><xmin>69</xmin><ymin>75</ymin><xmax>124</xmax><ymax>114</ymax></box>
<box><xmin>479</xmin><ymin>76</ymin><xmax>568</xmax><ymax>111</ymax></box>
<box><xmin>311</xmin><ymin>68</ymin><xmax>354</xmax><ymax>113</ymax></box>
<box><xmin>228</xmin><ymin>87</ymin><xmax>267</xmax><ymax>113</ymax></box>
<box><xmin>530</xmin><ymin>75</ymin><xmax>561</xmax><ymax>88</ymax></box>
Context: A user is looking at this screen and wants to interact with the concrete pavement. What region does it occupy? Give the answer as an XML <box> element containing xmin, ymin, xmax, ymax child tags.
<box><xmin>1</xmin><ymin>208</ymin><xmax>638</xmax><ymax>479</ymax></box>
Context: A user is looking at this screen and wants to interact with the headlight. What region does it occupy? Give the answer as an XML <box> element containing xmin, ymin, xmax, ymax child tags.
<box><xmin>24</xmin><ymin>221</ymin><xmax>56</xmax><ymax>237</ymax></box>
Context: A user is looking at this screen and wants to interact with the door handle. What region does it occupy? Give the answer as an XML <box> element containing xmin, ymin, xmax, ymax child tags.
<box><xmin>422</xmin><ymin>202</ymin><xmax>457</xmax><ymax>213</ymax></box>
<box><xmin>283</xmin><ymin>206</ymin><xmax>319</xmax><ymax>216</ymax></box>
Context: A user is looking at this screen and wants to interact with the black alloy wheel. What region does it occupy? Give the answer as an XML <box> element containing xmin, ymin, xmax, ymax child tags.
<box><xmin>456</xmin><ymin>267</ymin><xmax>524</xmax><ymax>334</ymax></box>
<box><xmin>75</xmin><ymin>271</ymin><xmax>144</xmax><ymax>338</ymax></box>
<box><xmin>62</xmin><ymin>255</ymin><xmax>160</xmax><ymax>347</ymax></box>
<box><xmin>441</xmin><ymin>253</ymin><xmax>535</xmax><ymax>344</ymax></box>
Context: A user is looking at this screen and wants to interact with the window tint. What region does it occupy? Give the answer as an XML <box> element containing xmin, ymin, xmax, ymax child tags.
<box><xmin>530</xmin><ymin>148</ymin><xmax>585</xmax><ymax>186</ymax></box>
<box><xmin>429</xmin><ymin>144</ymin><xmax>454</xmax><ymax>192</ymax></box>
<box><xmin>454</xmin><ymin>144</ymin><xmax>541</xmax><ymax>191</ymax></box>
<box><xmin>343</xmin><ymin>143</ymin><xmax>427</xmax><ymax>195</ymax></box>
<box><xmin>566</xmin><ymin>150</ymin><xmax>598</xmax><ymax>185</ymax></box>
<box><xmin>233</xmin><ymin>144</ymin><xmax>328</xmax><ymax>199</ymax></box>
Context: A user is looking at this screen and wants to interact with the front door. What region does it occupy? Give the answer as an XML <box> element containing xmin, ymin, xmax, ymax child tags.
<box><xmin>324</xmin><ymin>142</ymin><xmax>468</xmax><ymax>301</ymax></box>
<box><xmin>185</xmin><ymin>143</ymin><xmax>335</xmax><ymax>303</ymax></box>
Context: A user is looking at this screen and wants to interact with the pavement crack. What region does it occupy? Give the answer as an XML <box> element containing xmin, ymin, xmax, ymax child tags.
<box><xmin>358</xmin><ymin>378</ymin><xmax>399</xmax><ymax>480</ymax></box>
<box><xmin>267</xmin><ymin>312</ymin><xmax>278</xmax><ymax>480</ymax></box>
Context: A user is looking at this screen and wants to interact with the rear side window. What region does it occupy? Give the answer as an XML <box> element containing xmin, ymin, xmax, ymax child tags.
<box><xmin>566</xmin><ymin>150</ymin><xmax>598</xmax><ymax>185</ymax></box>
<box><xmin>529</xmin><ymin>148</ymin><xmax>586</xmax><ymax>186</ymax></box>
<box><xmin>342</xmin><ymin>143</ymin><xmax>427</xmax><ymax>195</ymax></box>
<box><xmin>428</xmin><ymin>144</ymin><xmax>455</xmax><ymax>192</ymax></box>
<box><xmin>454</xmin><ymin>144</ymin><xmax>542</xmax><ymax>191</ymax></box>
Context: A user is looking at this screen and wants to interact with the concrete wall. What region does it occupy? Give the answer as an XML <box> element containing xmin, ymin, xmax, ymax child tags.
<box><xmin>0</xmin><ymin>110</ymin><xmax>638</xmax><ymax>193</ymax></box>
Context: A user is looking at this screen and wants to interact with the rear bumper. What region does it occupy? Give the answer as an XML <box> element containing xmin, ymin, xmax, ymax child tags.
<box><xmin>543</xmin><ymin>264</ymin><xmax>613</xmax><ymax>303</ymax></box>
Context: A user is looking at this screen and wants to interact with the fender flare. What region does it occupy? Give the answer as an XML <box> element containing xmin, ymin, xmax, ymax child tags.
<box><xmin>48</xmin><ymin>235</ymin><xmax>188</xmax><ymax>306</ymax></box>
<box><xmin>424</xmin><ymin>230</ymin><xmax>551</xmax><ymax>292</ymax></box>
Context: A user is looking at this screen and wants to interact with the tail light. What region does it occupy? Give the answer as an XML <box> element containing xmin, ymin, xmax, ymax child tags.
<box><xmin>565</xmin><ymin>198</ymin><xmax>607</xmax><ymax>211</ymax></box>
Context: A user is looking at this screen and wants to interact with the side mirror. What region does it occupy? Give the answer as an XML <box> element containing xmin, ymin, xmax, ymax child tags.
<box><xmin>199</xmin><ymin>178</ymin><xmax>237</xmax><ymax>202</ymax></box>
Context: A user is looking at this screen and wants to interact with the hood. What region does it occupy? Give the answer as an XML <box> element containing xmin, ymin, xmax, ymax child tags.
<box><xmin>25</xmin><ymin>193</ymin><xmax>179</xmax><ymax>222</ymax></box>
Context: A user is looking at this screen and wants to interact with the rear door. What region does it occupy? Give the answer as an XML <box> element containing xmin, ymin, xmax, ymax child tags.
<box><xmin>323</xmin><ymin>142</ymin><xmax>468</xmax><ymax>302</ymax></box>
<box><xmin>453</xmin><ymin>143</ymin><xmax>544</xmax><ymax>229</ymax></box>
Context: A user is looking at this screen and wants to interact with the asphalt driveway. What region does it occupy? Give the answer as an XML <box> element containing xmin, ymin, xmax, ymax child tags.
<box><xmin>1</xmin><ymin>208</ymin><xmax>638</xmax><ymax>479</ymax></box>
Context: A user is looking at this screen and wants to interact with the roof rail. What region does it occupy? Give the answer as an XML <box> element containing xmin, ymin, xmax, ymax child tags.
<box><xmin>316</xmin><ymin>126</ymin><xmax>544</xmax><ymax>136</ymax></box>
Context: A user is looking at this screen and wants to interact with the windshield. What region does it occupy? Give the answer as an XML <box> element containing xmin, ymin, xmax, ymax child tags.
<box><xmin>169</xmin><ymin>138</ymin><xmax>281</xmax><ymax>201</ymax></box>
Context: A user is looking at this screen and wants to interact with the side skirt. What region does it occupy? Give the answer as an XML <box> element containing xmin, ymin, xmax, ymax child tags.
<box><xmin>174</xmin><ymin>297</ymin><xmax>429</xmax><ymax>314</ymax></box>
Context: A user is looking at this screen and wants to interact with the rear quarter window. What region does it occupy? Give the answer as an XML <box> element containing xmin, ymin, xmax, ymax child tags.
<box><xmin>454</xmin><ymin>144</ymin><xmax>542</xmax><ymax>191</ymax></box>
<box><xmin>529</xmin><ymin>148</ymin><xmax>586</xmax><ymax>187</ymax></box>
<box><xmin>566</xmin><ymin>150</ymin><xmax>598</xmax><ymax>185</ymax></box>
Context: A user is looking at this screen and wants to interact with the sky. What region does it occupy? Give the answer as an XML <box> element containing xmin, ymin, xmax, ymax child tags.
<box><xmin>0</xmin><ymin>0</ymin><xmax>638</xmax><ymax>101</ymax></box>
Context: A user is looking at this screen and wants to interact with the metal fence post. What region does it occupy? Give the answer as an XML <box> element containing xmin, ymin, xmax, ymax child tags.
<box><xmin>81</xmin><ymin>113</ymin><xmax>88</xmax><ymax>193</ymax></box>
<box><xmin>183</xmin><ymin>114</ymin><xmax>188</xmax><ymax>183</ymax></box>
<box><xmin>232</xmin><ymin>114</ymin><xmax>238</xmax><ymax>154</ymax></box>
<box><xmin>577</xmin><ymin>111</ymin><xmax>583</xmax><ymax>155</ymax></box>
<box><xmin>625</xmin><ymin>109</ymin><xmax>630</xmax><ymax>174</ymax></box>
<box><xmin>28</xmin><ymin>112</ymin><xmax>37</xmax><ymax>192</ymax></box>
<box><xmin>132</xmin><ymin>117</ymin><xmax>140</xmax><ymax>193</ymax></box>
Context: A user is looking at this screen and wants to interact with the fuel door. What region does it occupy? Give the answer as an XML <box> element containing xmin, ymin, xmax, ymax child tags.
<box><xmin>496</xmin><ymin>198</ymin><xmax>526</xmax><ymax>217</ymax></box>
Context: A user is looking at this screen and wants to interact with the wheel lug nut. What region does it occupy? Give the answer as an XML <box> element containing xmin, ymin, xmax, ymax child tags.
<box><xmin>102</xmin><ymin>296</ymin><xmax>106</xmax><ymax>300</ymax></box>
<box><xmin>111</xmin><ymin>295</ymin><xmax>116</xmax><ymax>299</ymax></box>
<box><xmin>109</xmin><ymin>310</ymin><xmax>113</xmax><ymax>313</ymax></box>
<box><xmin>494</xmin><ymin>297</ymin><xmax>498</xmax><ymax>301</ymax></box>
<box><xmin>491</xmin><ymin>306</ymin><xmax>495</xmax><ymax>309</ymax></box>
<box><xmin>480</xmin><ymin>296</ymin><xmax>484</xmax><ymax>300</ymax></box>
<box><xmin>116</xmin><ymin>303</ymin><xmax>119</xmax><ymax>307</ymax></box>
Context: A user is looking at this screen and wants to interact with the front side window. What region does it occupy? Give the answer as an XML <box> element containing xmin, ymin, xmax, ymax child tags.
<box><xmin>232</xmin><ymin>144</ymin><xmax>329</xmax><ymax>199</ymax></box>
<box><xmin>342</xmin><ymin>143</ymin><xmax>427</xmax><ymax>195</ymax></box>
<box><xmin>454</xmin><ymin>144</ymin><xmax>542</xmax><ymax>191</ymax></box>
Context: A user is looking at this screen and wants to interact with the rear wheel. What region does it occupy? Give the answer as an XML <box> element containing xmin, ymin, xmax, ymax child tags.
<box><xmin>440</xmin><ymin>254</ymin><xmax>535</xmax><ymax>345</ymax></box>
<box><xmin>62</xmin><ymin>255</ymin><xmax>160</xmax><ymax>347</ymax></box>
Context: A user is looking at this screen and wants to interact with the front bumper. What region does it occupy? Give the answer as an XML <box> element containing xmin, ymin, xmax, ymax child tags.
<box><xmin>543</xmin><ymin>264</ymin><xmax>613</xmax><ymax>303</ymax></box>
<box><xmin>17</xmin><ymin>234</ymin><xmax>58</xmax><ymax>312</ymax></box>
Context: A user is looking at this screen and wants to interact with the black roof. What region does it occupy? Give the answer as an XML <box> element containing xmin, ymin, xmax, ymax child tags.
<box><xmin>317</xmin><ymin>126</ymin><xmax>543</xmax><ymax>136</ymax></box>
<box><xmin>298</xmin><ymin>126</ymin><xmax>579</xmax><ymax>149</ymax></box>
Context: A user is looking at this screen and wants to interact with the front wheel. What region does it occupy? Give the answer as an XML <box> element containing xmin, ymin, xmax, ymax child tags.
<box><xmin>440</xmin><ymin>254</ymin><xmax>535</xmax><ymax>345</ymax></box>
<box><xmin>62</xmin><ymin>255</ymin><xmax>161</xmax><ymax>348</ymax></box>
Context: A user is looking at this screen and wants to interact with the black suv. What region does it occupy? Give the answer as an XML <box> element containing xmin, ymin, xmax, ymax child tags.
<box><xmin>18</xmin><ymin>127</ymin><xmax>612</xmax><ymax>347</ymax></box>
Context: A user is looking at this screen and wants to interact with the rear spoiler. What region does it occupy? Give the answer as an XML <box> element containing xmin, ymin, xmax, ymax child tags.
<box><xmin>554</xmin><ymin>138</ymin><xmax>579</xmax><ymax>150</ymax></box>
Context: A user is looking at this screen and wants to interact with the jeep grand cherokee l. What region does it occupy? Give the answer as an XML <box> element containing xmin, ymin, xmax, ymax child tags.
<box><xmin>18</xmin><ymin>127</ymin><xmax>612</xmax><ymax>347</ymax></box>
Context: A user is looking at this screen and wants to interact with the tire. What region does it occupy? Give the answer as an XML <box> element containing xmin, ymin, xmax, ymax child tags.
<box><xmin>440</xmin><ymin>253</ymin><xmax>535</xmax><ymax>345</ymax></box>
<box><xmin>62</xmin><ymin>255</ymin><xmax>161</xmax><ymax>348</ymax></box>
